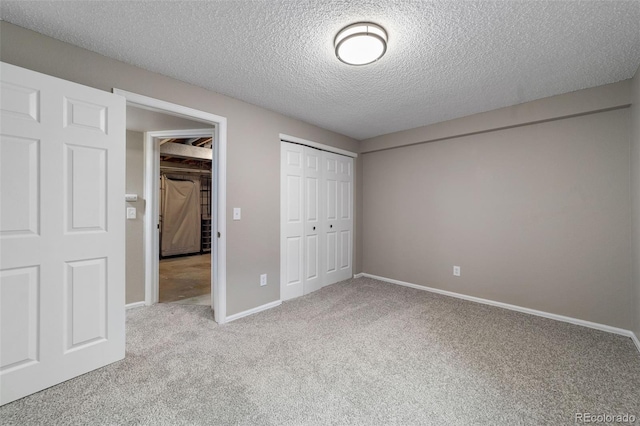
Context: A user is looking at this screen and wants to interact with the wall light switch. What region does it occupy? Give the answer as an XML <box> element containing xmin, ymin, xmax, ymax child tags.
<box><xmin>453</xmin><ymin>266</ymin><xmax>461</xmax><ymax>277</ymax></box>
<box><xmin>233</xmin><ymin>208</ymin><xmax>241</xmax><ymax>220</ymax></box>
<box><xmin>126</xmin><ymin>207</ymin><xmax>137</xmax><ymax>219</ymax></box>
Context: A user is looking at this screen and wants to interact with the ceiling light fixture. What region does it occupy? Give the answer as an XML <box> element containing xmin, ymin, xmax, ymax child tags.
<box><xmin>334</xmin><ymin>22</ymin><xmax>388</xmax><ymax>66</ymax></box>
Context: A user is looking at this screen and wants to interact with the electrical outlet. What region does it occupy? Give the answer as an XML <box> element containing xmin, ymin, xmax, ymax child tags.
<box><xmin>260</xmin><ymin>274</ymin><xmax>267</xmax><ymax>286</ymax></box>
<box><xmin>453</xmin><ymin>266</ymin><xmax>461</xmax><ymax>277</ymax></box>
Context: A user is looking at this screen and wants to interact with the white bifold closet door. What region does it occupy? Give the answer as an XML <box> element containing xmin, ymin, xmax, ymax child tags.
<box><xmin>323</xmin><ymin>151</ymin><xmax>353</xmax><ymax>285</ymax></box>
<box><xmin>281</xmin><ymin>142</ymin><xmax>353</xmax><ymax>301</ymax></box>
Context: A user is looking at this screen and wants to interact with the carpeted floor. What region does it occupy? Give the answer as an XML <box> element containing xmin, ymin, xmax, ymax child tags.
<box><xmin>2</xmin><ymin>277</ymin><xmax>639</xmax><ymax>425</ymax></box>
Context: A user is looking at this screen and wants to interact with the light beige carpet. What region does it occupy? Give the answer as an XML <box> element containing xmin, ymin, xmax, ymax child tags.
<box><xmin>1</xmin><ymin>277</ymin><xmax>639</xmax><ymax>425</ymax></box>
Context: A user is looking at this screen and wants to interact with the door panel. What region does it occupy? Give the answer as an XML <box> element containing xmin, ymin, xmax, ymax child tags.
<box><xmin>286</xmin><ymin>237</ymin><xmax>302</xmax><ymax>285</ymax></box>
<box><xmin>280</xmin><ymin>143</ymin><xmax>304</xmax><ymax>300</ymax></box>
<box><xmin>0</xmin><ymin>135</ymin><xmax>39</xmax><ymax>236</ymax></box>
<box><xmin>0</xmin><ymin>266</ymin><xmax>39</xmax><ymax>372</ymax></box>
<box><xmin>326</xmin><ymin>231</ymin><xmax>337</xmax><ymax>273</ymax></box>
<box><xmin>65</xmin><ymin>145</ymin><xmax>107</xmax><ymax>232</ymax></box>
<box><xmin>0</xmin><ymin>62</ymin><xmax>125</xmax><ymax>405</ymax></box>
<box><xmin>341</xmin><ymin>181</ymin><xmax>351</xmax><ymax>220</ymax></box>
<box><xmin>287</xmin><ymin>175</ymin><xmax>302</xmax><ymax>222</ymax></box>
<box><xmin>326</xmin><ymin>179</ymin><xmax>337</xmax><ymax>220</ymax></box>
<box><xmin>303</xmin><ymin>147</ymin><xmax>322</xmax><ymax>294</ymax></box>
<box><xmin>340</xmin><ymin>230</ymin><xmax>351</xmax><ymax>269</ymax></box>
<box><xmin>323</xmin><ymin>152</ymin><xmax>339</xmax><ymax>285</ymax></box>
<box><xmin>334</xmin><ymin>156</ymin><xmax>354</xmax><ymax>282</ymax></box>
<box><xmin>64</xmin><ymin>258</ymin><xmax>107</xmax><ymax>350</ymax></box>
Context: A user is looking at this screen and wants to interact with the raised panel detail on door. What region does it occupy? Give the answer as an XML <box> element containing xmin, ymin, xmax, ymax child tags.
<box><xmin>326</xmin><ymin>158</ymin><xmax>337</xmax><ymax>173</ymax></box>
<box><xmin>63</xmin><ymin>98</ymin><xmax>107</xmax><ymax>134</ymax></box>
<box><xmin>287</xmin><ymin>150</ymin><xmax>301</xmax><ymax>167</ymax></box>
<box><xmin>287</xmin><ymin>176</ymin><xmax>302</xmax><ymax>223</ymax></box>
<box><xmin>286</xmin><ymin>237</ymin><xmax>302</xmax><ymax>285</ymax></box>
<box><xmin>306</xmin><ymin>234</ymin><xmax>318</xmax><ymax>280</ymax></box>
<box><xmin>306</xmin><ymin>177</ymin><xmax>318</xmax><ymax>222</ymax></box>
<box><xmin>341</xmin><ymin>181</ymin><xmax>351</xmax><ymax>220</ymax></box>
<box><xmin>326</xmin><ymin>179</ymin><xmax>337</xmax><ymax>220</ymax></box>
<box><xmin>326</xmin><ymin>232</ymin><xmax>337</xmax><ymax>273</ymax></box>
<box><xmin>0</xmin><ymin>266</ymin><xmax>40</xmax><ymax>373</ymax></box>
<box><xmin>307</xmin><ymin>153</ymin><xmax>319</xmax><ymax>171</ymax></box>
<box><xmin>64</xmin><ymin>258</ymin><xmax>107</xmax><ymax>351</ymax></box>
<box><xmin>65</xmin><ymin>145</ymin><xmax>107</xmax><ymax>233</ymax></box>
<box><xmin>0</xmin><ymin>135</ymin><xmax>39</xmax><ymax>236</ymax></box>
<box><xmin>0</xmin><ymin>82</ymin><xmax>40</xmax><ymax>122</ymax></box>
<box><xmin>340</xmin><ymin>230</ymin><xmax>351</xmax><ymax>269</ymax></box>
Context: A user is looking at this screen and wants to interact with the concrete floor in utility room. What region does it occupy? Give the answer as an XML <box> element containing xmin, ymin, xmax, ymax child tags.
<box><xmin>159</xmin><ymin>253</ymin><xmax>211</xmax><ymax>305</ymax></box>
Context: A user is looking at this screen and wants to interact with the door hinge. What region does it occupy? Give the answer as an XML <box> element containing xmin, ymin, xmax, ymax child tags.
<box><xmin>217</xmin><ymin>232</ymin><xmax>221</xmax><ymax>238</ymax></box>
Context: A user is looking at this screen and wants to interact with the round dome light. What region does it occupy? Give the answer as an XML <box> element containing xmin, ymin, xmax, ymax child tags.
<box><xmin>334</xmin><ymin>22</ymin><xmax>388</xmax><ymax>66</ymax></box>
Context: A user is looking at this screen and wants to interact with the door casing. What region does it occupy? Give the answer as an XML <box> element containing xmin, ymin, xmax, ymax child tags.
<box><xmin>114</xmin><ymin>89</ymin><xmax>228</xmax><ymax>324</ymax></box>
<box><xmin>146</xmin><ymin>128</ymin><xmax>215</xmax><ymax>307</ymax></box>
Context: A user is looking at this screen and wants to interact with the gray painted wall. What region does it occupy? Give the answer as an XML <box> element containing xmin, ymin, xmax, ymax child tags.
<box><xmin>362</xmin><ymin>107</ymin><xmax>633</xmax><ymax>329</ymax></box>
<box><xmin>2</xmin><ymin>20</ymin><xmax>636</xmax><ymax>332</ymax></box>
<box><xmin>0</xmin><ymin>22</ymin><xmax>360</xmax><ymax>316</ymax></box>
<box><xmin>125</xmin><ymin>131</ymin><xmax>145</xmax><ymax>304</ymax></box>
<box><xmin>632</xmin><ymin>66</ymin><xmax>640</xmax><ymax>339</ymax></box>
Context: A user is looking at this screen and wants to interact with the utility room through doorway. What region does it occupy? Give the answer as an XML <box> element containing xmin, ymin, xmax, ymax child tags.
<box><xmin>158</xmin><ymin>134</ymin><xmax>213</xmax><ymax>305</ymax></box>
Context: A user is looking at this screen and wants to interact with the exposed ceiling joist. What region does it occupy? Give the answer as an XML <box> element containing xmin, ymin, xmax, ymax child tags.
<box><xmin>160</xmin><ymin>142</ymin><xmax>212</xmax><ymax>160</ymax></box>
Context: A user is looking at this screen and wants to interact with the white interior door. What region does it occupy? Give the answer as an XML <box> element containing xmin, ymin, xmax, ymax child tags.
<box><xmin>323</xmin><ymin>152</ymin><xmax>340</xmax><ymax>285</ymax></box>
<box><xmin>323</xmin><ymin>152</ymin><xmax>353</xmax><ymax>285</ymax></box>
<box><xmin>0</xmin><ymin>62</ymin><xmax>126</xmax><ymax>405</ymax></box>
<box><xmin>335</xmin><ymin>154</ymin><xmax>353</xmax><ymax>282</ymax></box>
<box><xmin>303</xmin><ymin>147</ymin><xmax>323</xmax><ymax>294</ymax></box>
<box><xmin>280</xmin><ymin>142</ymin><xmax>304</xmax><ymax>300</ymax></box>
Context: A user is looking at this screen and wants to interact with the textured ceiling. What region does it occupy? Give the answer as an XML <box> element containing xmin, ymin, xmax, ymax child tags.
<box><xmin>2</xmin><ymin>1</ymin><xmax>639</xmax><ymax>140</ymax></box>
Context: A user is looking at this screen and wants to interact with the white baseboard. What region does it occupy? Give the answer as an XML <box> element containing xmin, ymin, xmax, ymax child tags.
<box><xmin>225</xmin><ymin>300</ymin><xmax>282</xmax><ymax>323</ymax></box>
<box><xmin>632</xmin><ymin>332</ymin><xmax>640</xmax><ymax>353</ymax></box>
<box><xmin>125</xmin><ymin>301</ymin><xmax>146</xmax><ymax>310</ymax></box>
<box><xmin>353</xmin><ymin>273</ymin><xmax>364</xmax><ymax>279</ymax></box>
<box><xmin>363</xmin><ymin>273</ymin><xmax>638</xmax><ymax>344</ymax></box>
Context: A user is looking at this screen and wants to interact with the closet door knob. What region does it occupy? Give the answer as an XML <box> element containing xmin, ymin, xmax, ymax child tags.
<box><xmin>330</xmin><ymin>225</ymin><xmax>333</xmax><ymax>228</ymax></box>
<box><xmin>313</xmin><ymin>226</ymin><xmax>316</xmax><ymax>230</ymax></box>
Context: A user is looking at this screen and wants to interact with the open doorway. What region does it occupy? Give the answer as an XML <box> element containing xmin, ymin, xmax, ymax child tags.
<box><xmin>117</xmin><ymin>89</ymin><xmax>228</xmax><ymax>323</ymax></box>
<box><xmin>158</xmin><ymin>132</ymin><xmax>213</xmax><ymax>305</ymax></box>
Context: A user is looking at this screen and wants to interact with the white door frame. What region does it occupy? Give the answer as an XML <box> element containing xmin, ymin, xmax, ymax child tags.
<box><xmin>146</xmin><ymin>128</ymin><xmax>214</xmax><ymax>305</ymax></box>
<box><xmin>114</xmin><ymin>89</ymin><xmax>228</xmax><ymax>324</ymax></box>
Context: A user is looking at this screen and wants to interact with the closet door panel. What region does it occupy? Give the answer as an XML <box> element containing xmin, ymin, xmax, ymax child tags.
<box><xmin>280</xmin><ymin>143</ymin><xmax>304</xmax><ymax>300</ymax></box>
<box><xmin>323</xmin><ymin>152</ymin><xmax>340</xmax><ymax>285</ymax></box>
<box><xmin>335</xmin><ymin>155</ymin><xmax>353</xmax><ymax>282</ymax></box>
<box><xmin>303</xmin><ymin>147</ymin><xmax>323</xmax><ymax>294</ymax></box>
